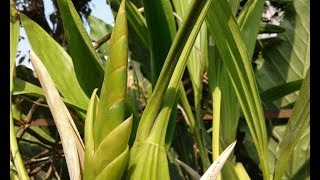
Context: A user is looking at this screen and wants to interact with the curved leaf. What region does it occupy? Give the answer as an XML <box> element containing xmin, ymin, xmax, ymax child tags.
<box><xmin>20</xmin><ymin>14</ymin><xmax>89</xmax><ymax>113</ymax></box>
<box><xmin>143</xmin><ymin>0</ymin><xmax>177</xmax><ymax>86</ymax></box>
<box><xmin>56</xmin><ymin>0</ymin><xmax>104</xmax><ymax>96</ymax></box>
<box><xmin>30</xmin><ymin>50</ymin><xmax>84</xmax><ymax>180</ymax></box>
<box><xmin>127</xmin><ymin>0</ymin><xmax>213</xmax><ymax>178</ymax></box>
<box><xmin>206</xmin><ymin>0</ymin><xmax>270</xmax><ymax>178</ymax></box>
<box><xmin>84</xmin><ymin>1</ymin><xmax>132</xmax><ymax>179</ymax></box>
<box><xmin>274</xmin><ymin>68</ymin><xmax>310</xmax><ymax>180</ymax></box>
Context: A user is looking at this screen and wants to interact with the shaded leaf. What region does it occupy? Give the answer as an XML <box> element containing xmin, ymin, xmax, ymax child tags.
<box><xmin>56</xmin><ymin>0</ymin><xmax>105</xmax><ymax>97</ymax></box>
<box><xmin>206</xmin><ymin>0</ymin><xmax>270</xmax><ymax>178</ymax></box>
<box><xmin>255</xmin><ymin>0</ymin><xmax>310</xmax><ymax>108</ymax></box>
<box><xmin>274</xmin><ymin>68</ymin><xmax>309</xmax><ymax>180</ymax></box>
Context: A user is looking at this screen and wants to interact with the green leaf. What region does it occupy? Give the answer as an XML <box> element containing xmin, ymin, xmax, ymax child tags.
<box><xmin>84</xmin><ymin>90</ymin><xmax>133</xmax><ymax>179</ymax></box>
<box><xmin>143</xmin><ymin>0</ymin><xmax>177</xmax><ymax>87</ymax></box>
<box><xmin>10</xmin><ymin>3</ymin><xmax>29</xmax><ymax>178</ymax></box>
<box><xmin>274</xmin><ymin>68</ymin><xmax>310</xmax><ymax>180</ymax></box>
<box><xmin>94</xmin><ymin>0</ymin><xmax>129</xmax><ymax>146</ymax></box>
<box><xmin>84</xmin><ymin>1</ymin><xmax>132</xmax><ymax>179</ymax></box>
<box><xmin>13</xmin><ymin>77</ymin><xmax>44</xmax><ymax>97</ymax></box>
<box><xmin>112</xmin><ymin>0</ymin><xmax>150</xmax><ymax>50</ymax></box>
<box><xmin>20</xmin><ymin>14</ymin><xmax>89</xmax><ymax>114</ymax></box>
<box><xmin>56</xmin><ymin>0</ymin><xmax>104</xmax><ymax>97</ymax></box>
<box><xmin>127</xmin><ymin>0</ymin><xmax>213</xmax><ymax>178</ymax></box>
<box><xmin>284</xmin><ymin>128</ymin><xmax>309</xmax><ymax>179</ymax></box>
<box><xmin>134</xmin><ymin>0</ymin><xmax>211</xmax><ymax>144</ymax></box>
<box><xmin>237</xmin><ymin>0</ymin><xmax>264</xmax><ymax>59</ymax></box>
<box><xmin>260</xmin><ymin>79</ymin><xmax>303</xmax><ymax>103</ymax></box>
<box><xmin>12</xmin><ymin>77</ymin><xmax>86</xmax><ymax>111</ymax></box>
<box><xmin>206</xmin><ymin>0</ymin><xmax>270</xmax><ymax>178</ymax></box>
<box><xmin>172</xmin><ymin>0</ymin><xmax>210</xmax><ymax>168</ymax></box>
<box><xmin>142</xmin><ymin>0</ymin><xmax>178</xmax><ymax>152</ymax></box>
<box><xmin>255</xmin><ymin>0</ymin><xmax>310</xmax><ymax>108</ymax></box>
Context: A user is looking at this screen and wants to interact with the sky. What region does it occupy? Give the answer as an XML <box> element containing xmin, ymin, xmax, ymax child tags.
<box><xmin>17</xmin><ymin>0</ymin><xmax>114</xmax><ymax>70</ymax></box>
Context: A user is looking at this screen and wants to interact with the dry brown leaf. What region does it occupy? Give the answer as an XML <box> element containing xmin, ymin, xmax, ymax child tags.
<box><xmin>30</xmin><ymin>50</ymin><xmax>84</xmax><ymax>180</ymax></box>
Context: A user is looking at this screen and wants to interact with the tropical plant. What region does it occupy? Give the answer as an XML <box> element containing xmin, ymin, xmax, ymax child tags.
<box><xmin>10</xmin><ymin>0</ymin><xmax>309</xmax><ymax>179</ymax></box>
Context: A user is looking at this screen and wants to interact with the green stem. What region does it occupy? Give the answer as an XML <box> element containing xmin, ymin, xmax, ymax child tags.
<box><xmin>10</xmin><ymin>111</ymin><xmax>30</xmax><ymax>180</ymax></box>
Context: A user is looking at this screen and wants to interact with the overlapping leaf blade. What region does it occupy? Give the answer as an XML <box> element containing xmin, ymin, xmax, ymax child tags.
<box><xmin>20</xmin><ymin>14</ymin><xmax>89</xmax><ymax>114</ymax></box>
<box><xmin>255</xmin><ymin>0</ymin><xmax>310</xmax><ymax>108</ymax></box>
<box><xmin>206</xmin><ymin>0</ymin><xmax>264</xmax><ymax>179</ymax></box>
<box><xmin>84</xmin><ymin>1</ymin><xmax>132</xmax><ymax>179</ymax></box>
<box><xmin>172</xmin><ymin>0</ymin><xmax>211</xmax><ymax>169</ymax></box>
<box><xmin>206</xmin><ymin>0</ymin><xmax>270</xmax><ymax>178</ymax></box>
<box><xmin>274</xmin><ymin>68</ymin><xmax>310</xmax><ymax>180</ymax></box>
<box><xmin>56</xmin><ymin>0</ymin><xmax>104</xmax><ymax>97</ymax></box>
<box><xmin>127</xmin><ymin>0</ymin><xmax>213</xmax><ymax>178</ymax></box>
<box><xmin>143</xmin><ymin>0</ymin><xmax>176</xmax><ymax>86</ymax></box>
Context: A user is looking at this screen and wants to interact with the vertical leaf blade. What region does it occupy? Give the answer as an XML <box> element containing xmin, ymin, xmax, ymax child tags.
<box><xmin>127</xmin><ymin>0</ymin><xmax>213</xmax><ymax>178</ymax></box>
<box><xmin>10</xmin><ymin>4</ymin><xmax>29</xmax><ymax>179</ymax></box>
<box><xmin>206</xmin><ymin>0</ymin><xmax>270</xmax><ymax>178</ymax></box>
<box><xmin>143</xmin><ymin>0</ymin><xmax>177</xmax><ymax>86</ymax></box>
<box><xmin>84</xmin><ymin>1</ymin><xmax>132</xmax><ymax>179</ymax></box>
<box><xmin>94</xmin><ymin>0</ymin><xmax>129</xmax><ymax>146</ymax></box>
<box><xmin>56</xmin><ymin>0</ymin><xmax>104</xmax><ymax>96</ymax></box>
<box><xmin>274</xmin><ymin>68</ymin><xmax>310</xmax><ymax>180</ymax></box>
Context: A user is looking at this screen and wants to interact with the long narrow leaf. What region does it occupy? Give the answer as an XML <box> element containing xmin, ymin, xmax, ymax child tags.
<box><xmin>10</xmin><ymin>4</ymin><xmax>29</xmax><ymax>179</ymax></box>
<box><xmin>56</xmin><ymin>0</ymin><xmax>104</xmax><ymax>96</ymax></box>
<box><xmin>127</xmin><ymin>0</ymin><xmax>213</xmax><ymax>178</ymax></box>
<box><xmin>237</xmin><ymin>0</ymin><xmax>264</xmax><ymax>58</ymax></box>
<box><xmin>142</xmin><ymin>0</ymin><xmax>178</xmax><ymax>151</ymax></box>
<box><xmin>206</xmin><ymin>0</ymin><xmax>270</xmax><ymax>178</ymax></box>
<box><xmin>12</xmin><ymin>77</ymin><xmax>87</xmax><ymax>111</ymax></box>
<box><xmin>173</xmin><ymin>0</ymin><xmax>211</xmax><ymax>169</ymax></box>
<box><xmin>134</xmin><ymin>0</ymin><xmax>211</xmax><ymax>143</ymax></box>
<box><xmin>274</xmin><ymin>68</ymin><xmax>310</xmax><ymax>180</ymax></box>
<box><xmin>143</xmin><ymin>0</ymin><xmax>176</xmax><ymax>86</ymax></box>
<box><xmin>20</xmin><ymin>14</ymin><xmax>89</xmax><ymax>115</ymax></box>
<box><xmin>30</xmin><ymin>51</ymin><xmax>84</xmax><ymax>180</ymax></box>
<box><xmin>260</xmin><ymin>80</ymin><xmax>303</xmax><ymax>103</ymax></box>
